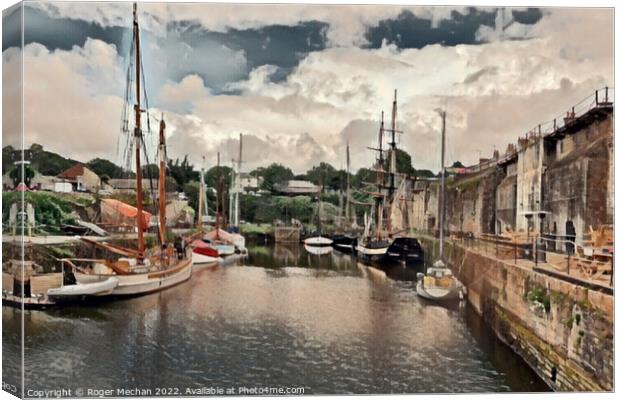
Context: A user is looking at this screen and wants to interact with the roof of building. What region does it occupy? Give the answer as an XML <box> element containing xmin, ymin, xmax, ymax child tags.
<box><xmin>57</xmin><ymin>164</ymin><xmax>97</xmax><ymax>181</ymax></box>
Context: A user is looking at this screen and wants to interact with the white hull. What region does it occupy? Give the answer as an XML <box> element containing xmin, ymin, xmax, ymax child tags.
<box><xmin>215</xmin><ymin>244</ymin><xmax>235</xmax><ymax>256</ymax></box>
<box><xmin>304</xmin><ymin>236</ymin><xmax>333</xmax><ymax>246</ymax></box>
<box><xmin>75</xmin><ymin>259</ymin><xmax>192</xmax><ymax>296</ymax></box>
<box><xmin>355</xmin><ymin>245</ymin><xmax>388</xmax><ymax>256</ymax></box>
<box><xmin>304</xmin><ymin>244</ymin><xmax>333</xmax><ymax>255</ymax></box>
<box><xmin>192</xmin><ymin>251</ymin><xmax>222</xmax><ymax>264</ymax></box>
<box><xmin>415</xmin><ymin>279</ymin><xmax>461</xmax><ymax>301</ymax></box>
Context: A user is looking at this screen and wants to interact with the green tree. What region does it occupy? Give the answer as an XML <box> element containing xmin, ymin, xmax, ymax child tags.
<box><xmin>167</xmin><ymin>155</ymin><xmax>199</xmax><ymax>187</ymax></box>
<box><xmin>259</xmin><ymin>163</ymin><xmax>294</xmax><ymax>191</ymax></box>
<box><xmin>451</xmin><ymin>161</ymin><xmax>465</xmax><ymax>168</ymax></box>
<box><xmin>415</xmin><ymin>169</ymin><xmax>435</xmax><ymax>178</ymax></box>
<box><xmin>142</xmin><ymin>164</ymin><xmax>160</xmax><ymax>179</ymax></box>
<box><xmin>87</xmin><ymin>158</ymin><xmax>129</xmax><ymax>179</ymax></box>
<box><xmin>205</xmin><ymin>165</ymin><xmax>233</xmax><ymax>190</ymax></box>
<box><xmin>386</xmin><ymin>148</ymin><xmax>415</xmax><ymax>175</ymax></box>
<box><xmin>183</xmin><ymin>181</ymin><xmax>200</xmax><ymax>215</ymax></box>
<box><xmin>353</xmin><ymin>167</ymin><xmax>375</xmax><ymax>188</ymax></box>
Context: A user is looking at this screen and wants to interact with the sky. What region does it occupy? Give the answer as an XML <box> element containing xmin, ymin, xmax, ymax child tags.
<box><xmin>1</xmin><ymin>1</ymin><xmax>614</xmax><ymax>174</ymax></box>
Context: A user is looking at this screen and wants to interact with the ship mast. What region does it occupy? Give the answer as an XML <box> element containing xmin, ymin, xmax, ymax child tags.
<box><xmin>158</xmin><ymin>116</ymin><xmax>167</xmax><ymax>245</ymax></box>
<box><xmin>438</xmin><ymin>109</ymin><xmax>447</xmax><ymax>258</ymax></box>
<box><xmin>345</xmin><ymin>141</ymin><xmax>351</xmax><ymax>222</ymax></box>
<box><xmin>133</xmin><ymin>3</ymin><xmax>145</xmax><ymax>260</ymax></box>
<box><xmin>235</xmin><ymin>133</ymin><xmax>242</xmax><ymax>227</ymax></box>
<box><xmin>386</xmin><ymin>90</ymin><xmax>398</xmax><ymax>234</ymax></box>
<box><xmin>375</xmin><ymin>112</ymin><xmax>385</xmax><ymax>240</ymax></box>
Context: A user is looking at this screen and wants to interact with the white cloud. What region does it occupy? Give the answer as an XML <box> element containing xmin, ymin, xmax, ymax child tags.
<box><xmin>28</xmin><ymin>3</ymin><xmax>501</xmax><ymax>47</ymax></box>
<box><xmin>6</xmin><ymin>7</ymin><xmax>613</xmax><ymax>177</ymax></box>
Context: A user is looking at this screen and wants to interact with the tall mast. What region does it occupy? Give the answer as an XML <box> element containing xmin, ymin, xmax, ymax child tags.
<box><xmin>386</xmin><ymin>90</ymin><xmax>398</xmax><ymax>234</ymax></box>
<box><xmin>215</xmin><ymin>151</ymin><xmax>221</xmax><ymax>238</ymax></box>
<box><xmin>228</xmin><ymin>160</ymin><xmax>234</xmax><ymax>227</ymax></box>
<box><xmin>438</xmin><ymin>109</ymin><xmax>446</xmax><ymax>258</ymax></box>
<box><xmin>375</xmin><ymin>112</ymin><xmax>385</xmax><ymax>239</ymax></box>
<box><xmin>133</xmin><ymin>3</ymin><xmax>145</xmax><ymax>259</ymax></box>
<box><xmin>345</xmin><ymin>141</ymin><xmax>351</xmax><ymax>222</ymax></box>
<box><xmin>235</xmin><ymin>133</ymin><xmax>242</xmax><ymax>227</ymax></box>
<box><xmin>198</xmin><ymin>156</ymin><xmax>205</xmax><ymax>232</ymax></box>
<box><xmin>389</xmin><ymin>90</ymin><xmax>397</xmax><ymax>195</ymax></box>
<box><xmin>158</xmin><ymin>116</ymin><xmax>166</xmax><ymax>245</ymax></box>
<box><xmin>377</xmin><ymin>111</ymin><xmax>385</xmax><ymax>187</ymax></box>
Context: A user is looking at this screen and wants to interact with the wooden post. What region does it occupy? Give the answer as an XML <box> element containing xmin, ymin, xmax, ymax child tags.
<box><xmin>595</xmin><ymin>89</ymin><xmax>599</xmax><ymax>105</ymax></box>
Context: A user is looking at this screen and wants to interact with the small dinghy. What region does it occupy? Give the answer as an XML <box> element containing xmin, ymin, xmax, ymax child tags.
<box><xmin>47</xmin><ymin>277</ymin><xmax>119</xmax><ymax>299</ymax></box>
<box><xmin>304</xmin><ymin>243</ymin><xmax>333</xmax><ymax>255</ymax></box>
<box><xmin>415</xmin><ymin>260</ymin><xmax>462</xmax><ymax>302</ymax></box>
<box><xmin>304</xmin><ymin>236</ymin><xmax>333</xmax><ymax>247</ymax></box>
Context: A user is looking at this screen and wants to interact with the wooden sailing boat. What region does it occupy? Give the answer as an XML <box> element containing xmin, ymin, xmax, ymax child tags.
<box><xmin>59</xmin><ymin>3</ymin><xmax>192</xmax><ymax>297</ymax></box>
<box><xmin>416</xmin><ymin>109</ymin><xmax>462</xmax><ymax>301</ymax></box>
<box><xmin>332</xmin><ymin>142</ymin><xmax>357</xmax><ymax>253</ymax></box>
<box><xmin>382</xmin><ymin>90</ymin><xmax>424</xmax><ymax>267</ymax></box>
<box><xmin>356</xmin><ymin>110</ymin><xmax>391</xmax><ymax>262</ymax></box>
<box><xmin>192</xmin><ymin>156</ymin><xmax>221</xmax><ymax>264</ymax></box>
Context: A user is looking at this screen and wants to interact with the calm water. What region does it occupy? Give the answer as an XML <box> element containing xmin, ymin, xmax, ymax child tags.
<box><xmin>3</xmin><ymin>243</ymin><xmax>549</xmax><ymax>395</ymax></box>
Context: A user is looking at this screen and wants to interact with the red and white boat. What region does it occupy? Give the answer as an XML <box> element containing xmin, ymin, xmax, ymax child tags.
<box><xmin>192</xmin><ymin>240</ymin><xmax>221</xmax><ymax>264</ymax></box>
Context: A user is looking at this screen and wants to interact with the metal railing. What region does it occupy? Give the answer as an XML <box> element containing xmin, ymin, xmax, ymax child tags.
<box><xmin>418</xmin><ymin>229</ymin><xmax>613</xmax><ymax>289</ymax></box>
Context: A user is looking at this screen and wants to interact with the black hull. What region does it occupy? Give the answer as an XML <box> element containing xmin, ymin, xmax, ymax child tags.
<box><xmin>385</xmin><ymin>237</ymin><xmax>425</xmax><ymax>268</ymax></box>
<box><xmin>332</xmin><ymin>235</ymin><xmax>357</xmax><ymax>254</ymax></box>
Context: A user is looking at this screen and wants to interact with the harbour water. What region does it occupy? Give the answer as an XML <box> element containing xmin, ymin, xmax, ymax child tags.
<box><xmin>2</xmin><ymin>242</ymin><xmax>549</xmax><ymax>395</ymax></box>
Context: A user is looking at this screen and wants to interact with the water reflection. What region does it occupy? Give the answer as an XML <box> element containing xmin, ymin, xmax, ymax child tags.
<box><xmin>2</xmin><ymin>242</ymin><xmax>549</xmax><ymax>394</ymax></box>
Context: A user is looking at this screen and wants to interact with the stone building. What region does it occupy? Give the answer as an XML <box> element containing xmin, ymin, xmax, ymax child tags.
<box><xmin>57</xmin><ymin>164</ymin><xmax>101</xmax><ymax>192</ymax></box>
<box><xmin>410</xmin><ymin>89</ymin><xmax>613</xmax><ymax>248</ymax></box>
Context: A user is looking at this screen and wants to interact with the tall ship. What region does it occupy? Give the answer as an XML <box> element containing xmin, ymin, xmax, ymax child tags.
<box><xmin>356</xmin><ymin>90</ymin><xmax>424</xmax><ymax>267</ymax></box>
<box><xmin>49</xmin><ymin>3</ymin><xmax>192</xmax><ymax>299</ymax></box>
<box><xmin>355</xmin><ymin>109</ymin><xmax>391</xmax><ymax>262</ymax></box>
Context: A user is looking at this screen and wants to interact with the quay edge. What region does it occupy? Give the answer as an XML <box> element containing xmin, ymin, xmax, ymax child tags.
<box><xmin>419</xmin><ymin>235</ymin><xmax>613</xmax><ymax>392</ymax></box>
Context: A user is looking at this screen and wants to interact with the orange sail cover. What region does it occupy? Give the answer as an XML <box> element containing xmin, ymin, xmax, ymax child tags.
<box><xmin>101</xmin><ymin>198</ymin><xmax>152</xmax><ymax>230</ymax></box>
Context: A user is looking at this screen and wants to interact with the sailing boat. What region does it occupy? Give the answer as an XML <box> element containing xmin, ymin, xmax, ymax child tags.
<box><xmin>192</xmin><ymin>156</ymin><xmax>221</xmax><ymax>264</ymax></box>
<box><xmin>304</xmin><ymin>171</ymin><xmax>333</xmax><ymax>247</ymax></box>
<box><xmin>416</xmin><ymin>109</ymin><xmax>462</xmax><ymax>301</ymax></box>
<box><xmin>332</xmin><ymin>142</ymin><xmax>357</xmax><ymax>253</ymax></box>
<box><xmin>201</xmin><ymin>152</ymin><xmax>236</xmax><ymax>256</ymax></box>
<box><xmin>382</xmin><ymin>90</ymin><xmax>425</xmax><ymax>267</ymax></box>
<box><xmin>356</xmin><ymin>111</ymin><xmax>391</xmax><ymax>262</ymax></box>
<box><xmin>64</xmin><ymin>3</ymin><xmax>192</xmax><ymax>296</ymax></box>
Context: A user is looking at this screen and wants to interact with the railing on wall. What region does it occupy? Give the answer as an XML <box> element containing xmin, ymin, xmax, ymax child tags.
<box><xmin>461</xmin><ymin>86</ymin><xmax>614</xmax><ymax>175</ymax></box>
<box><xmin>416</xmin><ymin>228</ymin><xmax>613</xmax><ymax>290</ymax></box>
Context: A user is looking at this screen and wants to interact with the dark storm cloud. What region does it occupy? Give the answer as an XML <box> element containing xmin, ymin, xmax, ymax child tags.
<box><xmin>170</xmin><ymin>20</ymin><xmax>328</xmax><ymax>87</ymax></box>
<box><xmin>364</xmin><ymin>7</ymin><xmax>543</xmax><ymax>49</ymax></box>
<box><xmin>6</xmin><ymin>5</ymin><xmax>327</xmax><ymax>93</ymax></box>
<box><xmin>2</xmin><ymin>4</ymin><xmax>22</xmax><ymax>50</ymax></box>
<box><xmin>3</xmin><ymin>5</ymin><xmax>128</xmax><ymax>53</ymax></box>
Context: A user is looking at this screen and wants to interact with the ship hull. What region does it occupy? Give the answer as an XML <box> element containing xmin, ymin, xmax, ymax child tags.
<box><xmin>74</xmin><ymin>258</ymin><xmax>192</xmax><ymax>297</ymax></box>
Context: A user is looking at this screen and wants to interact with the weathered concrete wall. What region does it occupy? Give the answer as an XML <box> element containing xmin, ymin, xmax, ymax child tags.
<box><xmin>419</xmin><ymin>236</ymin><xmax>613</xmax><ymax>392</ymax></box>
<box><xmin>516</xmin><ymin>140</ymin><xmax>544</xmax><ymax>232</ymax></box>
<box><xmin>496</xmin><ymin>171</ymin><xmax>517</xmax><ymax>233</ymax></box>
<box><xmin>543</xmin><ymin>113</ymin><xmax>613</xmax><ymax>243</ymax></box>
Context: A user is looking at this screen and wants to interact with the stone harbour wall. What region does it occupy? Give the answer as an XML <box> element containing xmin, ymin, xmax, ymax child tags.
<box><xmin>419</xmin><ymin>236</ymin><xmax>613</xmax><ymax>392</ymax></box>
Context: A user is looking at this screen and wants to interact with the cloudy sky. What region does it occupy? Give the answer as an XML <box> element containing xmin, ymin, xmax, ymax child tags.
<box><xmin>2</xmin><ymin>1</ymin><xmax>614</xmax><ymax>174</ymax></box>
